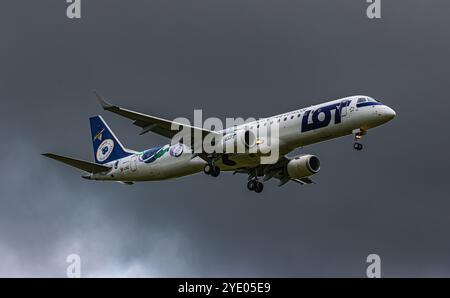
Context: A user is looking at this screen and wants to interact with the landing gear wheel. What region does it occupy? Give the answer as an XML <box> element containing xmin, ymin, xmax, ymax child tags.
<box><xmin>203</xmin><ymin>164</ymin><xmax>212</xmax><ymax>175</ymax></box>
<box><xmin>210</xmin><ymin>166</ymin><xmax>221</xmax><ymax>177</ymax></box>
<box><xmin>353</xmin><ymin>129</ymin><xmax>366</xmax><ymax>151</ymax></box>
<box><xmin>353</xmin><ymin>143</ymin><xmax>363</xmax><ymax>151</ymax></box>
<box><xmin>254</xmin><ymin>181</ymin><xmax>264</xmax><ymax>193</ymax></box>
<box><xmin>247</xmin><ymin>180</ymin><xmax>256</xmax><ymax>191</ymax></box>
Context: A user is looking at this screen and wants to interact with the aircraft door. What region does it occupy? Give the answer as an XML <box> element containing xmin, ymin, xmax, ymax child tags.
<box><xmin>339</xmin><ymin>99</ymin><xmax>351</xmax><ymax>122</ymax></box>
<box><xmin>341</xmin><ymin>102</ymin><xmax>347</xmax><ymax>117</ymax></box>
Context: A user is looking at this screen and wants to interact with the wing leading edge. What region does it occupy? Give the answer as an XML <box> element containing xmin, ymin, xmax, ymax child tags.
<box><xmin>94</xmin><ymin>92</ymin><xmax>220</xmax><ymax>143</ymax></box>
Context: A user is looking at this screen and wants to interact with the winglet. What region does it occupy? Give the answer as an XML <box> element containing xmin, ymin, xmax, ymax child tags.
<box><xmin>93</xmin><ymin>91</ymin><xmax>114</xmax><ymax>110</ymax></box>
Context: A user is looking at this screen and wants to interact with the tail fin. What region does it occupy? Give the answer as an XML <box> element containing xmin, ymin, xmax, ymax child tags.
<box><xmin>90</xmin><ymin>115</ymin><xmax>135</xmax><ymax>164</ymax></box>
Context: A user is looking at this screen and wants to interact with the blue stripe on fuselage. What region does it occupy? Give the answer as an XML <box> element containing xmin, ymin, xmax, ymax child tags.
<box><xmin>356</xmin><ymin>102</ymin><xmax>384</xmax><ymax>108</ymax></box>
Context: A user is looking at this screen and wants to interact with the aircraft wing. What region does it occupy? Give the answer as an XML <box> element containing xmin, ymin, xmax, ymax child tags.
<box><xmin>42</xmin><ymin>153</ymin><xmax>111</xmax><ymax>174</ymax></box>
<box><xmin>94</xmin><ymin>92</ymin><xmax>220</xmax><ymax>144</ymax></box>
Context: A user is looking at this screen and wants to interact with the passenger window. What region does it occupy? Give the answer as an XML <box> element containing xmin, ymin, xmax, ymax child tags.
<box><xmin>290</xmin><ymin>115</ymin><xmax>294</xmax><ymax>119</ymax></box>
<box><xmin>284</xmin><ymin>117</ymin><xmax>287</xmax><ymax>121</ymax></box>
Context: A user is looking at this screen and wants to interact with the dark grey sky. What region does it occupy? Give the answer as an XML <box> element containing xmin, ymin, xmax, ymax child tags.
<box><xmin>1</xmin><ymin>0</ymin><xmax>449</xmax><ymax>277</ymax></box>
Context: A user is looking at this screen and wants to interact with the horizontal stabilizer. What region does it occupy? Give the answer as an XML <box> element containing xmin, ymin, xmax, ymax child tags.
<box><xmin>42</xmin><ymin>153</ymin><xmax>111</xmax><ymax>174</ymax></box>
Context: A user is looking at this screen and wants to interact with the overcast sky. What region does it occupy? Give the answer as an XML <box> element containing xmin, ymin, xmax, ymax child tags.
<box><xmin>1</xmin><ymin>0</ymin><xmax>449</xmax><ymax>277</ymax></box>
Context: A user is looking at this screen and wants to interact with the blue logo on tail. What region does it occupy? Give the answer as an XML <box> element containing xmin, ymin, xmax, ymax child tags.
<box><xmin>90</xmin><ymin>116</ymin><xmax>133</xmax><ymax>164</ymax></box>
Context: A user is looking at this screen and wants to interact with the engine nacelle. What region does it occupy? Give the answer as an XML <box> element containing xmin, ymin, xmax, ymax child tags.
<box><xmin>286</xmin><ymin>155</ymin><xmax>321</xmax><ymax>178</ymax></box>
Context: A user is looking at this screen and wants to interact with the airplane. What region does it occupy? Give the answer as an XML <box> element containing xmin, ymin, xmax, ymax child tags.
<box><xmin>43</xmin><ymin>94</ymin><xmax>396</xmax><ymax>193</ymax></box>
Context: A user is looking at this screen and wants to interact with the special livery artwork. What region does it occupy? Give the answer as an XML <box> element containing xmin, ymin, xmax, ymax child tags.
<box><xmin>137</xmin><ymin>144</ymin><xmax>184</xmax><ymax>164</ymax></box>
<box><xmin>169</xmin><ymin>143</ymin><xmax>184</xmax><ymax>157</ymax></box>
<box><xmin>96</xmin><ymin>139</ymin><xmax>114</xmax><ymax>162</ymax></box>
<box><xmin>139</xmin><ymin>146</ymin><xmax>169</xmax><ymax>164</ymax></box>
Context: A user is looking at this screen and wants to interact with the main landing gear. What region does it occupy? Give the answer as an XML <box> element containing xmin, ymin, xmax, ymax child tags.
<box><xmin>353</xmin><ymin>129</ymin><xmax>367</xmax><ymax>151</ymax></box>
<box><xmin>203</xmin><ymin>163</ymin><xmax>220</xmax><ymax>177</ymax></box>
<box><xmin>247</xmin><ymin>179</ymin><xmax>264</xmax><ymax>193</ymax></box>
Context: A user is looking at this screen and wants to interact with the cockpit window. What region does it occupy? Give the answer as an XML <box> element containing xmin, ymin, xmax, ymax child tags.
<box><xmin>357</xmin><ymin>98</ymin><xmax>367</xmax><ymax>103</ymax></box>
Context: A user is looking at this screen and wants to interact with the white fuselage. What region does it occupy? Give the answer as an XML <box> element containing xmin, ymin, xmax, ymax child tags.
<box><xmin>87</xmin><ymin>95</ymin><xmax>396</xmax><ymax>182</ymax></box>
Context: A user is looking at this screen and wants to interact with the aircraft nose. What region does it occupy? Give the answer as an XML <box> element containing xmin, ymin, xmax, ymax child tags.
<box><xmin>384</xmin><ymin>106</ymin><xmax>396</xmax><ymax>120</ymax></box>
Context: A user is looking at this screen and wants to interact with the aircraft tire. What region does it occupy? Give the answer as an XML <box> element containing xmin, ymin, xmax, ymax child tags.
<box><xmin>354</xmin><ymin>143</ymin><xmax>363</xmax><ymax>151</ymax></box>
<box><xmin>204</xmin><ymin>164</ymin><xmax>212</xmax><ymax>175</ymax></box>
<box><xmin>247</xmin><ymin>180</ymin><xmax>256</xmax><ymax>191</ymax></box>
<box><xmin>254</xmin><ymin>182</ymin><xmax>264</xmax><ymax>193</ymax></box>
<box><xmin>210</xmin><ymin>166</ymin><xmax>220</xmax><ymax>177</ymax></box>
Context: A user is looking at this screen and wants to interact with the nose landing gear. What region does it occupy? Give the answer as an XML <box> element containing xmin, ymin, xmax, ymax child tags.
<box><xmin>353</xmin><ymin>129</ymin><xmax>367</xmax><ymax>151</ymax></box>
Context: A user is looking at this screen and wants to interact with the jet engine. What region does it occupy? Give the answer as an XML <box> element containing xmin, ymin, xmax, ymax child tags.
<box><xmin>286</xmin><ymin>155</ymin><xmax>321</xmax><ymax>178</ymax></box>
